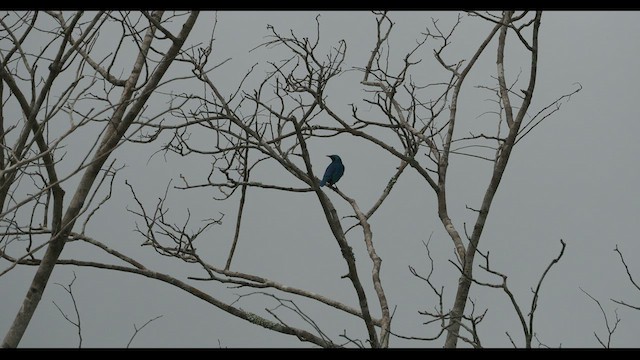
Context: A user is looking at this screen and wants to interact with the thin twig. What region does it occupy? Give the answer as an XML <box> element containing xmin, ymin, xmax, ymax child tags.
<box><xmin>52</xmin><ymin>272</ymin><xmax>82</xmax><ymax>348</ymax></box>
<box><xmin>126</xmin><ymin>315</ymin><xmax>164</xmax><ymax>348</ymax></box>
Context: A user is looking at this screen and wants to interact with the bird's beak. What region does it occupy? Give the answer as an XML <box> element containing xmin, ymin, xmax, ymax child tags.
<box><xmin>326</xmin><ymin>155</ymin><xmax>331</xmax><ymax>158</ymax></box>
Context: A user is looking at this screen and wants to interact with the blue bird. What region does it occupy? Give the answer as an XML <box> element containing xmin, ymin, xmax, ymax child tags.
<box><xmin>319</xmin><ymin>155</ymin><xmax>344</xmax><ymax>187</ymax></box>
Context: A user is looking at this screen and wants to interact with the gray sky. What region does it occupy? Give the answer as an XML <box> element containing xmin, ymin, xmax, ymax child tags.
<box><xmin>1</xmin><ymin>11</ymin><xmax>640</xmax><ymax>348</ymax></box>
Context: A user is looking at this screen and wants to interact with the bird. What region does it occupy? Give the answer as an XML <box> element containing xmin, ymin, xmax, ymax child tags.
<box><xmin>319</xmin><ymin>155</ymin><xmax>344</xmax><ymax>187</ymax></box>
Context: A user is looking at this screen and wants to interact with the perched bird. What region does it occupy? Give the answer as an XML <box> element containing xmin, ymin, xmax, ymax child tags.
<box><xmin>319</xmin><ymin>155</ymin><xmax>344</xmax><ymax>187</ymax></box>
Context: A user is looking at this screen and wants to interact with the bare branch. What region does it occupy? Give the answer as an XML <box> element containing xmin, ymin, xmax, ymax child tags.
<box><xmin>613</xmin><ymin>245</ymin><xmax>640</xmax><ymax>292</ymax></box>
<box><xmin>406</xmin><ymin>234</ymin><xmax>448</xmax><ymax>343</ymax></box>
<box><xmin>471</xmin><ymin>239</ymin><xmax>566</xmax><ymax>348</ymax></box>
<box><xmin>52</xmin><ymin>272</ymin><xmax>82</xmax><ymax>348</ymax></box>
<box><xmin>225</xmin><ymin>131</ymin><xmax>250</xmax><ymax>270</ymax></box>
<box><xmin>11</xmin><ymin>255</ymin><xmax>338</xmax><ymax>348</ymax></box>
<box><xmin>580</xmin><ymin>287</ymin><xmax>620</xmax><ymax>348</ymax></box>
<box><xmin>126</xmin><ymin>315</ymin><xmax>163</xmax><ymax>348</ymax></box>
<box><xmin>334</xmin><ymin>187</ymin><xmax>390</xmax><ymax>347</ymax></box>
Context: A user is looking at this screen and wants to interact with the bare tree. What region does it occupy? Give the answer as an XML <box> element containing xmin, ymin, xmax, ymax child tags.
<box><xmin>0</xmin><ymin>10</ymin><xmax>199</xmax><ymax>347</ymax></box>
<box><xmin>1</xmin><ymin>10</ymin><xmax>582</xmax><ymax>348</ymax></box>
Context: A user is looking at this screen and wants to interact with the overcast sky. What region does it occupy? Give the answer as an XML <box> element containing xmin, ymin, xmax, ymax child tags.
<box><xmin>1</xmin><ymin>11</ymin><xmax>640</xmax><ymax>348</ymax></box>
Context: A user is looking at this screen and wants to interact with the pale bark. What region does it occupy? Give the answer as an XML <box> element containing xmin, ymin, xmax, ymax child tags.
<box><xmin>444</xmin><ymin>11</ymin><xmax>541</xmax><ymax>347</ymax></box>
<box><xmin>1</xmin><ymin>11</ymin><xmax>199</xmax><ymax>348</ymax></box>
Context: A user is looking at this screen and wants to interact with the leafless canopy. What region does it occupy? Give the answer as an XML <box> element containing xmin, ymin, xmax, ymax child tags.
<box><xmin>1</xmin><ymin>11</ymin><xmax>586</xmax><ymax>348</ymax></box>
